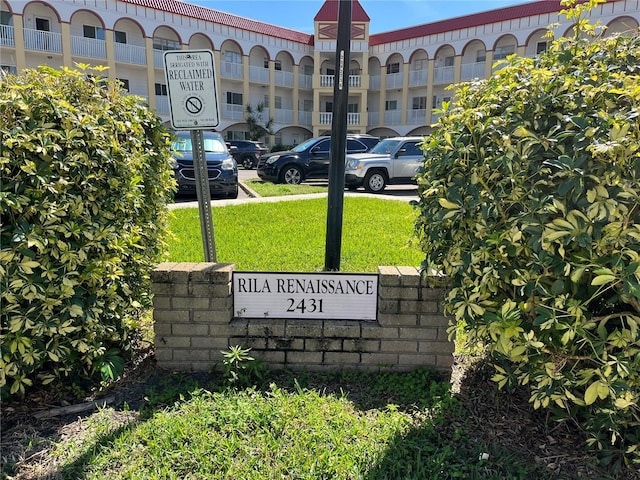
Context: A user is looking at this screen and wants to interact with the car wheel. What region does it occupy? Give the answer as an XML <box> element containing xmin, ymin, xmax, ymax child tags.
<box><xmin>364</xmin><ymin>170</ymin><xmax>387</xmax><ymax>193</ymax></box>
<box><xmin>280</xmin><ymin>165</ymin><xmax>303</xmax><ymax>185</ymax></box>
<box><xmin>242</xmin><ymin>157</ymin><xmax>254</xmax><ymax>169</ymax></box>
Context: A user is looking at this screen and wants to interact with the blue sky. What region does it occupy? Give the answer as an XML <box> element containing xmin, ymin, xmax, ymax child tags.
<box><xmin>188</xmin><ymin>0</ymin><xmax>532</xmax><ymax>34</ymax></box>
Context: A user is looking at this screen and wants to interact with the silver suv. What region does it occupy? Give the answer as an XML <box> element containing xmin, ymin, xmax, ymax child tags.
<box><xmin>344</xmin><ymin>136</ymin><xmax>424</xmax><ymax>192</ymax></box>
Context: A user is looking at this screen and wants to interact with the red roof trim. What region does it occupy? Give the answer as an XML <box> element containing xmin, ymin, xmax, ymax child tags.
<box><xmin>369</xmin><ymin>0</ymin><xmax>595</xmax><ymax>46</ymax></box>
<box><xmin>314</xmin><ymin>0</ymin><xmax>370</xmax><ymax>22</ymax></box>
<box><xmin>120</xmin><ymin>0</ymin><xmax>314</xmax><ymax>45</ymax></box>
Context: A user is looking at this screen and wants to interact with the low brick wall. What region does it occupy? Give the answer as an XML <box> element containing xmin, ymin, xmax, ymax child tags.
<box><xmin>152</xmin><ymin>263</ymin><xmax>454</xmax><ymax>374</ymax></box>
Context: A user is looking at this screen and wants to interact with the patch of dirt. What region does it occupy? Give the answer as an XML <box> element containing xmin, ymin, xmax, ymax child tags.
<box><xmin>1</xmin><ymin>352</ymin><xmax>638</xmax><ymax>479</ymax></box>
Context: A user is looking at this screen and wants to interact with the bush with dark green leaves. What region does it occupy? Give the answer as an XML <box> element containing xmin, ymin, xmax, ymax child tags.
<box><xmin>414</xmin><ymin>1</ymin><xmax>640</xmax><ymax>471</ymax></box>
<box><xmin>0</xmin><ymin>65</ymin><xmax>175</xmax><ymax>398</ymax></box>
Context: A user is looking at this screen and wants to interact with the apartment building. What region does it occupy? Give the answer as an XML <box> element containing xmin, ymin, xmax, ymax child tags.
<box><xmin>1</xmin><ymin>0</ymin><xmax>639</xmax><ymax>146</ymax></box>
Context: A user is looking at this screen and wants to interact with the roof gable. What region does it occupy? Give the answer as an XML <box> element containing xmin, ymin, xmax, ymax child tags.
<box><xmin>314</xmin><ymin>0</ymin><xmax>370</xmax><ymax>22</ymax></box>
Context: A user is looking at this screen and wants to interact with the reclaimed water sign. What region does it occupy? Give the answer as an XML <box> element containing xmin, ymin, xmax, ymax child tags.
<box><xmin>163</xmin><ymin>49</ymin><xmax>219</xmax><ymax>129</ymax></box>
<box><xmin>233</xmin><ymin>272</ymin><xmax>378</xmax><ymax>320</ymax></box>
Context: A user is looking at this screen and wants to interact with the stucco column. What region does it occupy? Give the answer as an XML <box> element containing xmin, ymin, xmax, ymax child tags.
<box><xmin>11</xmin><ymin>14</ymin><xmax>26</xmax><ymax>71</ymax></box>
<box><xmin>60</xmin><ymin>22</ymin><xmax>72</xmax><ymax>68</ymax></box>
<box><xmin>144</xmin><ymin>36</ymin><xmax>156</xmax><ymax>110</ymax></box>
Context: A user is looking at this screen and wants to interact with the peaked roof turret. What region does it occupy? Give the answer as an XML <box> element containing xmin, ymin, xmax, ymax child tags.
<box><xmin>314</xmin><ymin>0</ymin><xmax>370</xmax><ymax>22</ymax></box>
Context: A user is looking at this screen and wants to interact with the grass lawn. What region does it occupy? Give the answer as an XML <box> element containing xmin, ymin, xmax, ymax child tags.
<box><xmin>167</xmin><ymin>196</ymin><xmax>424</xmax><ymax>271</ymax></box>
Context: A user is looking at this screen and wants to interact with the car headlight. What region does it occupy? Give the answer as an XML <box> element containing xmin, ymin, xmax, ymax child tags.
<box><xmin>266</xmin><ymin>155</ymin><xmax>280</xmax><ymax>165</ymax></box>
<box><xmin>169</xmin><ymin>157</ymin><xmax>178</xmax><ymax>168</ymax></box>
<box><xmin>221</xmin><ymin>158</ymin><xmax>235</xmax><ymax>171</ymax></box>
<box><xmin>346</xmin><ymin>159</ymin><xmax>360</xmax><ymax>169</ymax></box>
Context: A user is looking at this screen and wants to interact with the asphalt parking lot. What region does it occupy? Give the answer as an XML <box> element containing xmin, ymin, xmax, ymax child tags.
<box><xmin>171</xmin><ymin>167</ymin><xmax>420</xmax><ymax>209</ymax></box>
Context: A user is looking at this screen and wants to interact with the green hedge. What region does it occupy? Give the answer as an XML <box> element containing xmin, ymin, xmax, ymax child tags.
<box><xmin>414</xmin><ymin>2</ymin><xmax>640</xmax><ymax>472</ymax></box>
<box><xmin>0</xmin><ymin>65</ymin><xmax>175</xmax><ymax>398</ymax></box>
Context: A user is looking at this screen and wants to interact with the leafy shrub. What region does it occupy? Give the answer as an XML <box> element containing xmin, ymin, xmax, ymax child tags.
<box><xmin>0</xmin><ymin>65</ymin><xmax>175</xmax><ymax>398</ymax></box>
<box><xmin>414</xmin><ymin>1</ymin><xmax>640</xmax><ymax>471</ymax></box>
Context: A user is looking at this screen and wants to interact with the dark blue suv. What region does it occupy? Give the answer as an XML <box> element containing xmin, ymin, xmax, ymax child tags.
<box><xmin>170</xmin><ymin>131</ymin><xmax>238</xmax><ymax>199</ymax></box>
<box><xmin>256</xmin><ymin>134</ymin><xmax>379</xmax><ymax>185</ymax></box>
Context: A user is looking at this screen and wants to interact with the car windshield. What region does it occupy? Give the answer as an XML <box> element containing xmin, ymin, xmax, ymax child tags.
<box><xmin>291</xmin><ymin>138</ymin><xmax>319</xmax><ymax>153</ymax></box>
<box><xmin>370</xmin><ymin>139</ymin><xmax>402</xmax><ymax>155</ymax></box>
<box><xmin>172</xmin><ymin>137</ymin><xmax>227</xmax><ymax>153</ymax></box>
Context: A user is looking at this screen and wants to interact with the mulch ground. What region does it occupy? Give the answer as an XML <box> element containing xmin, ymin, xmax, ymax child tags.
<box><xmin>1</xmin><ymin>351</ymin><xmax>638</xmax><ymax>480</ymax></box>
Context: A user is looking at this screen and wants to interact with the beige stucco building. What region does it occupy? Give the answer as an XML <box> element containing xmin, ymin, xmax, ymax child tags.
<box><xmin>1</xmin><ymin>0</ymin><xmax>638</xmax><ymax>146</ymax></box>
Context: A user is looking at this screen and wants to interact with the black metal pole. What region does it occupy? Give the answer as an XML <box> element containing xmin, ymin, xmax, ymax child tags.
<box><xmin>324</xmin><ymin>0</ymin><xmax>352</xmax><ymax>271</ymax></box>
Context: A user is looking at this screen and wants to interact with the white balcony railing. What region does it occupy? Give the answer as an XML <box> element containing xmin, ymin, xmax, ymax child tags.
<box><xmin>72</xmin><ymin>35</ymin><xmax>106</xmax><ymax>59</ymax></box>
<box><xmin>155</xmin><ymin>96</ymin><xmax>170</xmax><ymax>114</ymax></box>
<box><xmin>407</xmin><ymin>109</ymin><xmax>427</xmax><ymax>124</ymax></box>
<box><xmin>275</xmin><ymin>70</ymin><xmax>294</xmax><ymax>87</ymax></box>
<box><xmin>384</xmin><ymin>110</ymin><xmax>402</xmax><ymax>125</ymax></box>
<box><xmin>298</xmin><ymin>74</ymin><xmax>313</xmax><ymax>89</ymax></box>
<box><xmin>23</xmin><ymin>28</ymin><xmax>62</xmax><ymax>53</ymax></box>
<box><xmin>409</xmin><ymin>69</ymin><xmax>427</xmax><ymax>86</ymax></box>
<box><xmin>368</xmin><ymin>111</ymin><xmax>380</xmax><ymax>126</ymax></box>
<box><xmin>249</xmin><ymin>65</ymin><xmax>269</xmax><ymax>83</ymax></box>
<box><xmin>433</xmin><ymin>66</ymin><xmax>455</xmax><ymax>84</ymax></box>
<box><xmin>1</xmin><ymin>24</ymin><xmax>14</xmax><ymax>47</ymax></box>
<box><xmin>298</xmin><ymin>111</ymin><xmax>312</xmax><ymax>126</ymax></box>
<box><xmin>221</xmin><ymin>61</ymin><xmax>243</xmax><ymax>79</ymax></box>
<box><xmin>319</xmin><ymin>75</ymin><xmax>361</xmax><ymax>88</ymax></box>
<box><xmin>114</xmin><ymin>42</ymin><xmax>147</xmax><ymax>65</ymax></box>
<box><xmin>370</xmin><ymin>75</ymin><xmax>380</xmax><ymax>90</ymax></box>
<box><xmin>461</xmin><ymin>61</ymin><xmax>486</xmax><ymax>80</ymax></box>
<box><xmin>385</xmin><ymin>72</ymin><xmax>403</xmax><ymax>89</ymax></box>
<box><xmin>319</xmin><ymin>112</ymin><xmax>360</xmax><ymax>125</ymax></box>
<box><xmin>153</xmin><ymin>49</ymin><xmax>164</xmax><ymax>68</ymax></box>
<box><xmin>274</xmin><ymin>108</ymin><xmax>293</xmax><ymax>124</ymax></box>
<box><xmin>223</xmin><ymin>103</ymin><xmax>245</xmax><ymax>120</ymax></box>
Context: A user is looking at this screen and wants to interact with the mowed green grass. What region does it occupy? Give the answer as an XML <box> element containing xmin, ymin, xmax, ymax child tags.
<box><xmin>167</xmin><ymin>197</ymin><xmax>424</xmax><ymax>272</ymax></box>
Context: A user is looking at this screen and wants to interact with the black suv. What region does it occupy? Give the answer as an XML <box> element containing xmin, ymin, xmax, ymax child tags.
<box><xmin>170</xmin><ymin>131</ymin><xmax>238</xmax><ymax>199</ymax></box>
<box><xmin>256</xmin><ymin>135</ymin><xmax>379</xmax><ymax>185</ymax></box>
<box><xmin>227</xmin><ymin>140</ymin><xmax>269</xmax><ymax>169</ymax></box>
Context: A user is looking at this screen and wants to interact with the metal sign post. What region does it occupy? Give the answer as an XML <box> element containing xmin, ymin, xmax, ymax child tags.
<box><xmin>324</xmin><ymin>0</ymin><xmax>353</xmax><ymax>271</ymax></box>
<box><xmin>164</xmin><ymin>49</ymin><xmax>219</xmax><ymax>262</ymax></box>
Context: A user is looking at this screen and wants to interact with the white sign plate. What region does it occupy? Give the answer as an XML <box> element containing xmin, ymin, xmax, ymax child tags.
<box><xmin>163</xmin><ymin>49</ymin><xmax>219</xmax><ymax>129</ymax></box>
<box><xmin>233</xmin><ymin>272</ymin><xmax>378</xmax><ymax>320</ymax></box>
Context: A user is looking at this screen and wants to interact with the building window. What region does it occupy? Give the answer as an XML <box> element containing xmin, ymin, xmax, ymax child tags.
<box><xmin>536</xmin><ymin>41</ymin><xmax>548</xmax><ymax>54</ymax></box>
<box><xmin>302</xmin><ymin>99</ymin><xmax>313</xmax><ymax>112</ymax></box>
<box><xmin>302</xmin><ymin>65</ymin><xmax>313</xmax><ymax>76</ymax></box>
<box><xmin>385</xmin><ymin>100</ymin><xmax>397</xmax><ymax>111</ymax></box>
<box><xmin>117</xmin><ymin>78</ymin><xmax>130</xmax><ymax>92</ymax></box>
<box><xmin>35</xmin><ymin>17</ymin><xmax>50</xmax><ymax>32</ymax></box>
<box><xmin>413</xmin><ymin>59</ymin><xmax>426</xmax><ymax>70</ymax></box>
<box><xmin>153</xmin><ymin>37</ymin><xmax>180</xmax><ymax>51</ymax></box>
<box><xmin>494</xmin><ymin>45</ymin><xmax>515</xmax><ymax>60</ymax></box>
<box><xmin>1</xmin><ymin>65</ymin><xmax>17</xmax><ymax>75</ymax></box>
<box><xmin>326</xmin><ymin>68</ymin><xmax>335</xmax><ymax>76</ymax></box>
<box><xmin>444</xmin><ymin>56</ymin><xmax>454</xmax><ymax>67</ymax></box>
<box><xmin>348</xmin><ymin>103</ymin><xmax>359</xmax><ymax>113</ymax></box>
<box><xmin>264</xmin><ymin>57</ymin><xmax>269</xmax><ymax>68</ymax></box>
<box><xmin>226</xmin><ymin>92</ymin><xmax>243</xmax><ymax>105</ymax></box>
<box><xmin>83</xmin><ymin>25</ymin><xmax>105</xmax><ymax>40</ymax></box>
<box><xmin>225</xmin><ymin>50</ymin><xmax>241</xmax><ymax>64</ymax></box>
<box><xmin>274</xmin><ymin>60</ymin><xmax>282</xmax><ymax>71</ymax></box>
<box><xmin>262</xmin><ymin>95</ymin><xmax>269</xmax><ymax>108</ymax></box>
<box><xmin>274</xmin><ymin>96</ymin><xmax>282</xmax><ymax>109</ymax></box>
<box><xmin>155</xmin><ymin>83</ymin><xmax>167</xmax><ymax>96</ymax></box>
<box><xmin>114</xmin><ymin>30</ymin><xmax>127</xmax><ymax>44</ymax></box>
<box><xmin>325</xmin><ymin>102</ymin><xmax>333</xmax><ymax>113</ymax></box>
<box><xmin>1</xmin><ymin>10</ymin><xmax>11</xmax><ymax>26</ymax></box>
<box><xmin>476</xmin><ymin>50</ymin><xmax>486</xmax><ymax>62</ymax></box>
<box><xmin>387</xmin><ymin>62</ymin><xmax>400</xmax><ymax>74</ymax></box>
<box><xmin>412</xmin><ymin>96</ymin><xmax>426</xmax><ymax>110</ymax></box>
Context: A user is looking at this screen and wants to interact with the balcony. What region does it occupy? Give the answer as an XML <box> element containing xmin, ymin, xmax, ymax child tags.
<box><xmin>223</xmin><ymin>103</ymin><xmax>244</xmax><ymax>120</ymax></box>
<box><xmin>221</xmin><ymin>61</ymin><xmax>243</xmax><ymax>80</ymax></box>
<box><xmin>384</xmin><ymin>110</ymin><xmax>402</xmax><ymax>126</ymax></box>
<box><xmin>114</xmin><ymin>42</ymin><xmax>147</xmax><ymax>65</ymax></box>
<box><xmin>72</xmin><ymin>35</ymin><xmax>106</xmax><ymax>59</ymax></box>
<box><xmin>1</xmin><ymin>24</ymin><xmax>14</xmax><ymax>47</ymax></box>
<box><xmin>461</xmin><ymin>61</ymin><xmax>486</xmax><ymax>80</ymax></box>
<box><xmin>275</xmin><ymin>70</ymin><xmax>294</xmax><ymax>87</ymax></box>
<box><xmin>319</xmin><ymin>75</ymin><xmax>362</xmax><ymax>88</ymax></box>
<box><xmin>298</xmin><ymin>111</ymin><xmax>312</xmax><ymax>126</ymax></box>
<box><xmin>433</xmin><ymin>66</ymin><xmax>454</xmax><ymax>84</ymax></box>
<box><xmin>319</xmin><ymin>112</ymin><xmax>360</xmax><ymax>125</ymax></box>
<box><xmin>155</xmin><ymin>96</ymin><xmax>170</xmax><ymax>115</ymax></box>
<box><xmin>370</xmin><ymin>75</ymin><xmax>380</xmax><ymax>90</ymax></box>
<box><xmin>23</xmin><ymin>28</ymin><xmax>62</xmax><ymax>53</ymax></box>
<box><xmin>274</xmin><ymin>108</ymin><xmax>293</xmax><ymax>124</ymax></box>
<box><xmin>385</xmin><ymin>72</ymin><xmax>403</xmax><ymax>89</ymax></box>
<box><xmin>298</xmin><ymin>74</ymin><xmax>312</xmax><ymax>89</ymax></box>
<box><xmin>249</xmin><ymin>65</ymin><xmax>269</xmax><ymax>83</ymax></box>
<box><xmin>409</xmin><ymin>70</ymin><xmax>427</xmax><ymax>86</ymax></box>
<box><xmin>407</xmin><ymin>109</ymin><xmax>427</xmax><ymax>124</ymax></box>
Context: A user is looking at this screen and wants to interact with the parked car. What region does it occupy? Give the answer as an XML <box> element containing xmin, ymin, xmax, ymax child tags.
<box><xmin>256</xmin><ymin>134</ymin><xmax>379</xmax><ymax>185</ymax></box>
<box><xmin>170</xmin><ymin>131</ymin><xmax>238</xmax><ymax>199</ymax></box>
<box><xmin>344</xmin><ymin>136</ymin><xmax>425</xmax><ymax>193</ymax></box>
<box><xmin>227</xmin><ymin>140</ymin><xmax>270</xmax><ymax>169</ymax></box>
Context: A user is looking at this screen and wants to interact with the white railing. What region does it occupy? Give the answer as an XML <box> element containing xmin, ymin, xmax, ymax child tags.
<box><xmin>223</xmin><ymin>103</ymin><xmax>244</xmax><ymax>120</ymax></box>
<box><xmin>221</xmin><ymin>61</ymin><xmax>243</xmax><ymax>79</ymax></box>
<box><xmin>370</xmin><ymin>75</ymin><xmax>380</xmax><ymax>90</ymax></box>
<box><xmin>298</xmin><ymin>74</ymin><xmax>312</xmax><ymax>89</ymax></box>
<box><xmin>385</xmin><ymin>72</ymin><xmax>403</xmax><ymax>89</ymax></box>
<box><xmin>71</xmin><ymin>35</ymin><xmax>106</xmax><ymax>59</ymax></box>
<box><xmin>368</xmin><ymin>111</ymin><xmax>380</xmax><ymax>126</ymax></box>
<box><xmin>23</xmin><ymin>28</ymin><xmax>62</xmax><ymax>53</ymax></box>
<box><xmin>319</xmin><ymin>112</ymin><xmax>360</xmax><ymax>125</ymax></box>
<box><xmin>384</xmin><ymin>110</ymin><xmax>402</xmax><ymax>125</ymax></box>
<box><xmin>461</xmin><ymin>61</ymin><xmax>486</xmax><ymax>80</ymax></box>
<box><xmin>409</xmin><ymin>69</ymin><xmax>427</xmax><ymax>86</ymax></box>
<box><xmin>433</xmin><ymin>66</ymin><xmax>455</xmax><ymax>84</ymax></box>
<box><xmin>155</xmin><ymin>96</ymin><xmax>170</xmax><ymax>114</ymax></box>
<box><xmin>249</xmin><ymin>65</ymin><xmax>269</xmax><ymax>83</ymax></box>
<box><xmin>0</xmin><ymin>24</ymin><xmax>14</xmax><ymax>47</ymax></box>
<box><xmin>298</xmin><ymin>111</ymin><xmax>312</xmax><ymax>125</ymax></box>
<box><xmin>154</xmin><ymin>49</ymin><xmax>164</xmax><ymax>68</ymax></box>
<box><xmin>320</xmin><ymin>75</ymin><xmax>362</xmax><ymax>88</ymax></box>
<box><xmin>274</xmin><ymin>108</ymin><xmax>293</xmax><ymax>124</ymax></box>
<box><xmin>407</xmin><ymin>109</ymin><xmax>427</xmax><ymax>124</ymax></box>
<box><xmin>275</xmin><ymin>70</ymin><xmax>294</xmax><ymax>87</ymax></box>
<box><xmin>114</xmin><ymin>42</ymin><xmax>147</xmax><ymax>65</ymax></box>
